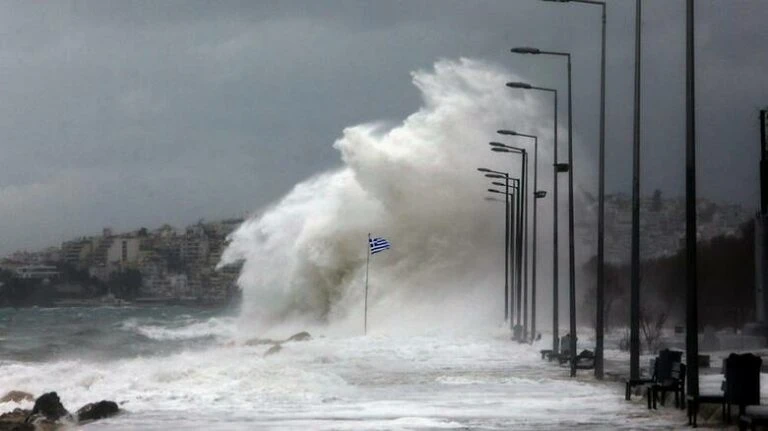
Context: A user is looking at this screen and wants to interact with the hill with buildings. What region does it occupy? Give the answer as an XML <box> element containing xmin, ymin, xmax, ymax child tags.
<box><xmin>578</xmin><ymin>191</ymin><xmax>752</xmax><ymax>262</ymax></box>
<box><xmin>0</xmin><ymin>219</ymin><xmax>244</xmax><ymax>307</ymax></box>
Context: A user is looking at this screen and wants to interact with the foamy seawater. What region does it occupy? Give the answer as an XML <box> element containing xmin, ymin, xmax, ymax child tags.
<box><xmin>0</xmin><ymin>306</ymin><xmax>686</xmax><ymax>430</ymax></box>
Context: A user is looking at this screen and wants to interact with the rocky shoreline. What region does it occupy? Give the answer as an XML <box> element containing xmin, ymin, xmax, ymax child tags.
<box><xmin>0</xmin><ymin>392</ymin><xmax>119</xmax><ymax>430</ymax></box>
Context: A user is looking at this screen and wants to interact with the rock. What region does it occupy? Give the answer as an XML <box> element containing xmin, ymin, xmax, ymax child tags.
<box><xmin>25</xmin><ymin>392</ymin><xmax>69</xmax><ymax>423</ymax></box>
<box><xmin>22</xmin><ymin>416</ymin><xmax>57</xmax><ymax>431</ymax></box>
<box><xmin>264</xmin><ymin>344</ymin><xmax>282</xmax><ymax>357</ymax></box>
<box><xmin>0</xmin><ymin>408</ymin><xmax>33</xmax><ymax>431</ymax></box>
<box><xmin>0</xmin><ymin>391</ymin><xmax>34</xmax><ymax>404</ymax></box>
<box><xmin>286</xmin><ymin>331</ymin><xmax>311</xmax><ymax>342</ymax></box>
<box><xmin>76</xmin><ymin>400</ymin><xmax>119</xmax><ymax>422</ymax></box>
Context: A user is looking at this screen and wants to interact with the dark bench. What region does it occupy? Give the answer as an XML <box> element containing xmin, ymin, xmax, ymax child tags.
<box><xmin>687</xmin><ymin>391</ymin><xmax>726</xmax><ymax>427</ymax></box>
<box><xmin>648</xmin><ymin>362</ymin><xmax>686</xmax><ymax>410</ymax></box>
<box><xmin>625</xmin><ymin>350</ymin><xmax>683</xmax><ymax>404</ymax></box>
<box><xmin>625</xmin><ymin>360</ymin><xmax>655</xmax><ymax>401</ymax></box>
<box><xmin>688</xmin><ymin>353</ymin><xmax>762</xmax><ymax>427</ymax></box>
<box><xmin>626</xmin><ymin>378</ymin><xmax>655</xmax><ymax>401</ymax></box>
<box><xmin>574</xmin><ymin>350</ymin><xmax>596</xmax><ymax>370</ymax></box>
<box><xmin>739</xmin><ymin>405</ymin><xmax>768</xmax><ymax>431</ymax></box>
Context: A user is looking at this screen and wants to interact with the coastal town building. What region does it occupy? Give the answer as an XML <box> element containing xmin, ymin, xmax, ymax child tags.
<box><xmin>578</xmin><ymin>193</ymin><xmax>752</xmax><ymax>263</ymax></box>
<box><xmin>1</xmin><ymin>217</ymin><xmax>238</xmax><ymax>305</ymax></box>
<box><xmin>15</xmin><ymin>264</ymin><xmax>60</xmax><ymax>280</ymax></box>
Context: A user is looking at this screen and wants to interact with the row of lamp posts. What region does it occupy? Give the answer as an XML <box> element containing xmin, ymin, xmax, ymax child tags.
<box><xmin>477</xmin><ymin>0</ymin><xmax>700</xmax><ymax>395</ymax></box>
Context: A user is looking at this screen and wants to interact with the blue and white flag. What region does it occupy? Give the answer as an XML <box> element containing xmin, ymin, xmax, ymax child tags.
<box><xmin>369</xmin><ymin>236</ymin><xmax>391</xmax><ymax>255</ymax></box>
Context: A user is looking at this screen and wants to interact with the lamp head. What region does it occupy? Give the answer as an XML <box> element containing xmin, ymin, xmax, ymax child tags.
<box><xmin>506</xmin><ymin>82</ymin><xmax>532</xmax><ymax>89</ymax></box>
<box><xmin>511</xmin><ymin>47</ymin><xmax>541</xmax><ymax>55</ymax></box>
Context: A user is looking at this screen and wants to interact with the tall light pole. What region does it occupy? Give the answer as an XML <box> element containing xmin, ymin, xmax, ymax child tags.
<box><xmin>479</xmin><ymin>168</ymin><xmax>511</xmax><ymax>322</ymax></box>
<box><xmin>511</xmin><ymin>47</ymin><xmax>577</xmax><ymax>377</ymax></box>
<box><xmin>495</xmin><ymin>177</ymin><xmax>522</xmax><ymax>334</ymax></box>
<box><xmin>489</xmin><ymin>180</ymin><xmax>521</xmax><ymax>330</ymax></box>
<box><xmin>506</xmin><ymin>82</ymin><xmax>562</xmax><ymax>353</ymax></box>
<box><xmin>492</xmin><ymin>142</ymin><xmax>529</xmax><ymax>340</ymax></box>
<box><xmin>499</xmin><ymin>130</ymin><xmax>542</xmax><ymax>342</ymax></box>
<box><xmin>630</xmin><ymin>0</ymin><xmax>642</xmax><ymax>383</ymax></box>
<box><xmin>541</xmin><ymin>0</ymin><xmax>608</xmax><ymax>381</ymax></box>
<box><xmin>685</xmin><ymin>0</ymin><xmax>699</xmax><ymax>402</ymax></box>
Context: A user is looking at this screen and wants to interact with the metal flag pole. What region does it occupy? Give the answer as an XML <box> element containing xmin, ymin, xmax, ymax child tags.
<box><xmin>365</xmin><ymin>233</ymin><xmax>371</xmax><ymax>335</ymax></box>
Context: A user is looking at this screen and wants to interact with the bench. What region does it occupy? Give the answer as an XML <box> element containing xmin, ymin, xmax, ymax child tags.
<box><xmin>739</xmin><ymin>405</ymin><xmax>768</xmax><ymax>431</ymax></box>
<box><xmin>648</xmin><ymin>362</ymin><xmax>686</xmax><ymax>410</ymax></box>
<box><xmin>625</xmin><ymin>378</ymin><xmax>655</xmax><ymax>401</ymax></box>
<box><xmin>687</xmin><ymin>391</ymin><xmax>726</xmax><ymax>427</ymax></box>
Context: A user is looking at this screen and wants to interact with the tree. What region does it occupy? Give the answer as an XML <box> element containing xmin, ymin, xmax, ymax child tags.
<box><xmin>640</xmin><ymin>306</ymin><xmax>669</xmax><ymax>353</ymax></box>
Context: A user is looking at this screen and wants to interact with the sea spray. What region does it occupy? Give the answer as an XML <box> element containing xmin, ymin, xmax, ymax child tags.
<box><xmin>220</xmin><ymin>58</ymin><xmax>595</xmax><ymax>334</ymax></box>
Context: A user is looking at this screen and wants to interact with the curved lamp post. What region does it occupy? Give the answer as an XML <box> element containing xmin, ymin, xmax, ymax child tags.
<box><xmin>506</xmin><ymin>82</ymin><xmax>562</xmax><ymax>355</ymax></box>
<box><xmin>511</xmin><ymin>46</ymin><xmax>577</xmax><ymax>377</ymax></box>
<box><xmin>498</xmin><ymin>130</ymin><xmax>543</xmax><ymax>343</ymax></box>
<box><xmin>479</xmin><ymin>167</ymin><xmax>512</xmax><ymax>323</ymax></box>
<box><xmin>487</xmin><ymin>175</ymin><xmax>521</xmax><ymax>331</ymax></box>
<box><xmin>490</xmin><ymin>143</ymin><xmax>529</xmax><ymax>341</ymax></box>
<box><xmin>541</xmin><ymin>0</ymin><xmax>608</xmax><ymax>381</ymax></box>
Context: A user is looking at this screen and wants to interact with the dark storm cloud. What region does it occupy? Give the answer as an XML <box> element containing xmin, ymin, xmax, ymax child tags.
<box><xmin>0</xmin><ymin>1</ymin><xmax>766</xmax><ymax>255</ymax></box>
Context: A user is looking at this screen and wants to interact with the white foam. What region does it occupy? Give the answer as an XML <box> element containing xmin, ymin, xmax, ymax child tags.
<box><xmin>220</xmin><ymin>58</ymin><xmax>595</xmax><ymax>333</ymax></box>
<box><xmin>0</xmin><ymin>330</ymin><xmax>688</xmax><ymax>429</ymax></box>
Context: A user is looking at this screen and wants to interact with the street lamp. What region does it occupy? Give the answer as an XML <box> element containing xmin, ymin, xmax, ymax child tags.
<box><xmin>511</xmin><ymin>46</ymin><xmax>577</xmax><ymax>377</ymax></box>
<box><xmin>541</xmin><ymin>0</ymin><xmax>608</xmax><ymax>381</ymax></box>
<box><xmin>630</xmin><ymin>0</ymin><xmax>642</xmax><ymax>384</ymax></box>
<box><xmin>499</xmin><ymin>130</ymin><xmax>542</xmax><ymax>343</ymax></box>
<box><xmin>490</xmin><ymin>143</ymin><xmax>529</xmax><ymax>341</ymax></box>
<box><xmin>479</xmin><ymin>167</ymin><xmax>512</xmax><ymax>322</ymax></box>
<box><xmin>685</xmin><ymin>0</ymin><xmax>700</xmax><ymax>402</ymax></box>
<box><xmin>489</xmin><ymin>176</ymin><xmax>522</xmax><ymax>332</ymax></box>
<box><xmin>505</xmin><ymin>81</ymin><xmax>562</xmax><ymax>355</ymax></box>
<box><xmin>488</xmin><ymin>182</ymin><xmax>521</xmax><ymax>331</ymax></box>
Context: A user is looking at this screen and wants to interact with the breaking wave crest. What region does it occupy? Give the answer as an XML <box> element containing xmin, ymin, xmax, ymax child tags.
<box><xmin>220</xmin><ymin>58</ymin><xmax>590</xmax><ymax>333</ymax></box>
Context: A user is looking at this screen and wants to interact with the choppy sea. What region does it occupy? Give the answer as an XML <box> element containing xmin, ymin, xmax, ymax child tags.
<box><xmin>0</xmin><ymin>306</ymin><xmax>683</xmax><ymax>430</ymax></box>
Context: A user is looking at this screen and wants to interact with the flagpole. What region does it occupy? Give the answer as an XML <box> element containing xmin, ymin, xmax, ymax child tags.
<box><xmin>365</xmin><ymin>233</ymin><xmax>371</xmax><ymax>335</ymax></box>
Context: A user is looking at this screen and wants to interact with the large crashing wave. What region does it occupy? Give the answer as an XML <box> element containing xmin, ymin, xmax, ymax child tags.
<box><xmin>220</xmin><ymin>58</ymin><xmax>591</xmax><ymax>333</ymax></box>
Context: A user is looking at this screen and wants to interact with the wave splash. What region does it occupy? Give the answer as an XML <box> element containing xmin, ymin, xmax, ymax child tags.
<box><xmin>220</xmin><ymin>58</ymin><xmax>577</xmax><ymax>334</ymax></box>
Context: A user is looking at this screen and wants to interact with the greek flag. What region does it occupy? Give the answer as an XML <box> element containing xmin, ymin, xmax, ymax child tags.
<box><xmin>369</xmin><ymin>236</ymin><xmax>391</xmax><ymax>255</ymax></box>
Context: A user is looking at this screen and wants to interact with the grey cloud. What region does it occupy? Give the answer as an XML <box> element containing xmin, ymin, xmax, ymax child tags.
<box><xmin>0</xmin><ymin>0</ymin><xmax>766</xmax><ymax>255</ymax></box>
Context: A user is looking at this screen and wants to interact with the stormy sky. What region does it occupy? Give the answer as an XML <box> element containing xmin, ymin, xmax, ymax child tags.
<box><xmin>0</xmin><ymin>0</ymin><xmax>766</xmax><ymax>256</ymax></box>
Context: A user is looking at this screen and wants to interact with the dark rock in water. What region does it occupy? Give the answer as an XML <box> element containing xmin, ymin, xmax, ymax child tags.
<box><xmin>26</xmin><ymin>392</ymin><xmax>69</xmax><ymax>422</ymax></box>
<box><xmin>286</xmin><ymin>331</ymin><xmax>311</xmax><ymax>342</ymax></box>
<box><xmin>264</xmin><ymin>343</ymin><xmax>282</xmax><ymax>357</ymax></box>
<box><xmin>0</xmin><ymin>408</ymin><xmax>33</xmax><ymax>431</ymax></box>
<box><xmin>21</xmin><ymin>417</ymin><xmax>56</xmax><ymax>431</ymax></box>
<box><xmin>76</xmin><ymin>400</ymin><xmax>119</xmax><ymax>422</ymax></box>
<box><xmin>0</xmin><ymin>391</ymin><xmax>34</xmax><ymax>404</ymax></box>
